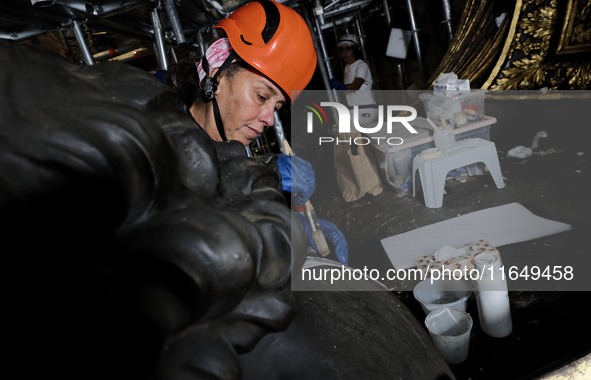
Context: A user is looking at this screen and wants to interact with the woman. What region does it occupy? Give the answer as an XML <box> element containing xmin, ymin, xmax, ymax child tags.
<box><xmin>167</xmin><ymin>0</ymin><xmax>315</xmax><ymax>205</ymax></box>
<box><xmin>330</xmin><ymin>33</ymin><xmax>378</xmax><ymax>125</ymax></box>
<box><xmin>169</xmin><ymin>0</ymin><xmax>316</xmax><ymax>147</ymax></box>
<box><xmin>167</xmin><ymin>0</ymin><xmax>348</xmax><ymax>265</ymax></box>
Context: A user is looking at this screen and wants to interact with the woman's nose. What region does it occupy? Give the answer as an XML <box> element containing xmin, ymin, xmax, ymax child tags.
<box><xmin>260</xmin><ymin>105</ymin><xmax>276</xmax><ymax>129</ymax></box>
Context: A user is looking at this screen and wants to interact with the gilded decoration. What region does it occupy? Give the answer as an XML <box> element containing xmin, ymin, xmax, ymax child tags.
<box><xmin>427</xmin><ymin>0</ymin><xmax>513</xmax><ymax>89</ymax></box>
<box><xmin>556</xmin><ymin>0</ymin><xmax>591</xmax><ymax>55</ymax></box>
<box><xmin>485</xmin><ymin>0</ymin><xmax>591</xmax><ymax>90</ymax></box>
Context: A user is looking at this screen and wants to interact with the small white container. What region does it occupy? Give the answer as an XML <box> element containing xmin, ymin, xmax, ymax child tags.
<box><xmin>413</xmin><ymin>278</ymin><xmax>471</xmax><ymax>315</ymax></box>
<box><xmin>425</xmin><ymin>307</ymin><xmax>473</xmax><ymax>364</ymax></box>
<box><xmin>474</xmin><ymin>252</ymin><xmax>513</xmax><ymax>337</ymax></box>
<box><xmin>434</xmin><ymin>127</ymin><xmax>456</xmax><ymax>151</ymax></box>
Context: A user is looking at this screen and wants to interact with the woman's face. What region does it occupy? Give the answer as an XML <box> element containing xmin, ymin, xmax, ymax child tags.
<box><xmin>339</xmin><ymin>45</ymin><xmax>356</xmax><ymax>64</ymax></box>
<box><xmin>215</xmin><ymin>67</ymin><xmax>287</xmax><ymax>147</ymax></box>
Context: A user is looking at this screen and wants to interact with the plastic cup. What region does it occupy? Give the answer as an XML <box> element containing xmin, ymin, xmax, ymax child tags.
<box><xmin>434</xmin><ymin>127</ymin><xmax>456</xmax><ymax>151</ymax></box>
<box><xmin>425</xmin><ymin>307</ymin><xmax>473</xmax><ymax>364</ymax></box>
<box><xmin>413</xmin><ymin>277</ymin><xmax>471</xmax><ymax>315</ymax></box>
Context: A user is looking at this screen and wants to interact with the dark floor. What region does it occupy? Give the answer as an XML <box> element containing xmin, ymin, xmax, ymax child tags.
<box><xmin>307</xmin><ymin>93</ymin><xmax>591</xmax><ymax>379</ymax></box>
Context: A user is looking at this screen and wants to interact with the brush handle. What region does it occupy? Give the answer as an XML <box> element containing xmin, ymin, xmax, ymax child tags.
<box><xmin>281</xmin><ymin>140</ymin><xmax>331</xmax><ymax>256</ymax></box>
<box><xmin>439</xmin><ymin>112</ymin><xmax>448</xmax><ymax>130</ymax></box>
<box><xmin>426</xmin><ymin>117</ymin><xmax>440</xmax><ymax>131</ymax></box>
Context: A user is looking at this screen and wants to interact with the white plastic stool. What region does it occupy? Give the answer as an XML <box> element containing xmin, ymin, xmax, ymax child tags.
<box><xmin>412</xmin><ymin>138</ymin><xmax>505</xmax><ymax>208</ymax></box>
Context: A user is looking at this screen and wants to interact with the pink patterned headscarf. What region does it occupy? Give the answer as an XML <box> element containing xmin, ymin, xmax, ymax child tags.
<box><xmin>197</xmin><ymin>38</ymin><xmax>239</xmax><ymax>84</ymax></box>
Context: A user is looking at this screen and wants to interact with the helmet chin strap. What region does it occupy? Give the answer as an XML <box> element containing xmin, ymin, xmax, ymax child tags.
<box><xmin>211</xmin><ymin>96</ymin><xmax>226</xmax><ymax>141</ymax></box>
<box><xmin>202</xmin><ymin>51</ymin><xmax>238</xmax><ymax>142</ymax></box>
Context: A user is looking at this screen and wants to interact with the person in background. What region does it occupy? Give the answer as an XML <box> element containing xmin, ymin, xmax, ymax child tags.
<box><xmin>164</xmin><ymin>0</ymin><xmax>348</xmax><ymax>265</ymax></box>
<box><xmin>330</xmin><ymin>33</ymin><xmax>378</xmax><ymax>125</ymax></box>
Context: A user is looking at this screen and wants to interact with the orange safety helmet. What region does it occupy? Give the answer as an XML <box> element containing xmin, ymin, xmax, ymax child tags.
<box><xmin>214</xmin><ymin>0</ymin><xmax>317</xmax><ymax>102</ymax></box>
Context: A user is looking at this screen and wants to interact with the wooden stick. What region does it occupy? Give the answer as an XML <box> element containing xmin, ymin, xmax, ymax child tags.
<box><xmin>426</xmin><ymin>117</ymin><xmax>440</xmax><ymax>131</ymax></box>
<box><xmin>439</xmin><ymin>112</ymin><xmax>448</xmax><ymax>130</ymax></box>
<box><xmin>282</xmin><ymin>140</ymin><xmax>331</xmax><ymax>257</ymax></box>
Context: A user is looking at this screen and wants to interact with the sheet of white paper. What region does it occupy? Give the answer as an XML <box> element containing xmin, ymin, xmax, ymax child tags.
<box><xmin>381</xmin><ymin>203</ymin><xmax>572</xmax><ymax>270</ymax></box>
<box><xmin>385</xmin><ymin>28</ymin><xmax>412</xmax><ymax>59</ymax></box>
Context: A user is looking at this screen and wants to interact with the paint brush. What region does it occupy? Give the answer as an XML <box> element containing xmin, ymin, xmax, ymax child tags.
<box><xmin>282</xmin><ymin>139</ymin><xmax>331</xmax><ymax>257</ymax></box>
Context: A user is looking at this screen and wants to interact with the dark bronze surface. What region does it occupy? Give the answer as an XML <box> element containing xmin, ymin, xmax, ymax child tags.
<box><xmin>0</xmin><ymin>42</ymin><xmax>454</xmax><ymax>379</ymax></box>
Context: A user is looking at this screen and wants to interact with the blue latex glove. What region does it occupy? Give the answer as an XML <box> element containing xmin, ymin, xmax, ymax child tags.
<box><xmin>330</xmin><ymin>77</ymin><xmax>347</xmax><ymax>91</ymax></box>
<box><xmin>277</xmin><ymin>154</ymin><xmax>315</xmax><ymax>207</ymax></box>
<box><xmin>295</xmin><ymin>212</ymin><xmax>349</xmax><ymax>266</ymax></box>
<box><xmin>150</xmin><ymin>69</ymin><xmax>168</xmax><ymax>83</ymax></box>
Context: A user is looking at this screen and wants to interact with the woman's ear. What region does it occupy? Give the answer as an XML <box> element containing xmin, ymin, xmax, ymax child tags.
<box><xmin>211</xmin><ymin>69</ymin><xmax>225</xmax><ymax>96</ymax></box>
<box><xmin>203</xmin><ymin>68</ymin><xmax>220</xmax><ymax>101</ymax></box>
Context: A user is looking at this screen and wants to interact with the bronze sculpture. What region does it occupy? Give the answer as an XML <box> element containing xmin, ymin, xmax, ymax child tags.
<box><xmin>0</xmin><ymin>42</ymin><xmax>453</xmax><ymax>379</ymax></box>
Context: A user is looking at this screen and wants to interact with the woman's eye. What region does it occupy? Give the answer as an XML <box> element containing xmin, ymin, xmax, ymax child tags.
<box><xmin>257</xmin><ymin>94</ymin><xmax>267</xmax><ymax>102</ymax></box>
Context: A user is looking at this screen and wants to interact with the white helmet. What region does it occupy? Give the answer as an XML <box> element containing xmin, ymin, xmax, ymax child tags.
<box><xmin>337</xmin><ymin>33</ymin><xmax>359</xmax><ymax>47</ymax></box>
